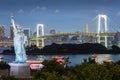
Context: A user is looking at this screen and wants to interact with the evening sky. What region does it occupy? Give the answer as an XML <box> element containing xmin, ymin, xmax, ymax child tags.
<box><xmin>0</xmin><ymin>0</ymin><xmax>120</xmax><ymax>36</ymax></box>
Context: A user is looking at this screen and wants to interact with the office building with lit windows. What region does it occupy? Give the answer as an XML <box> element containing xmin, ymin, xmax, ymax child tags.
<box><xmin>23</xmin><ymin>28</ymin><xmax>31</xmax><ymax>38</ymax></box>
<box><xmin>0</xmin><ymin>25</ymin><xmax>5</xmax><ymax>40</ymax></box>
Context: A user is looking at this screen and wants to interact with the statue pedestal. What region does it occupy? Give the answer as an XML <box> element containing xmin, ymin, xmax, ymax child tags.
<box><xmin>9</xmin><ymin>63</ymin><xmax>31</xmax><ymax>78</ymax></box>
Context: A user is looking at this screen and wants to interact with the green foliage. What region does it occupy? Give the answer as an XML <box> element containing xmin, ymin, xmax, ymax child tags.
<box><xmin>0</xmin><ymin>62</ymin><xmax>10</xmax><ymax>69</ymax></box>
<box><xmin>0</xmin><ymin>76</ymin><xmax>16</xmax><ymax>80</ymax></box>
<box><xmin>33</xmin><ymin>59</ymin><xmax>65</xmax><ymax>80</ymax></box>
<box><xmin>115</xmin><ymin>60</ymin><xmax>120</xmax><ymax>65</ymax></box>
<box><xmin>32</xmin><ymin>60</ymin><xmax>120</xmax><ymax>80</ymax></box>
<box><xmin>1</xmin><ymin>60</ymin><xmax>120</xmax><ymax>80</ymax></box>
<box><xmin>41</xmin><ymin>59</ymin><xmax>65</xmax><ymax>75</ymax></box>
<box><xmin>33</xmin><ymin>71</ymin><xmax>62</xmax><ymax>80</ymax></box>
<box><xmin>1</xmin><ymin>58</ymin><xmax>120</xmax><ymax>80</ymax></box>
<box><xmin>66</xmin><ymin>63</ymin><xmax>120</xmax><ymax>80</ymax></box>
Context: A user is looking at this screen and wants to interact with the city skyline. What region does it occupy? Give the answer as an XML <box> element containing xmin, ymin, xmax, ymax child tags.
<box><xmin>0</xmin><ymin>0</ymin><xmax>120</xmax><ymax>36</ymax></box>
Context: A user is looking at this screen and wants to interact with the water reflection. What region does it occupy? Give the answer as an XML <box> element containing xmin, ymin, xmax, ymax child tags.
<box><xmin>110</xmin><ymin>54</ymin><xmax>120</xmax><ymax>62</ymax></box>
<box><xmin>97</xmin><ymin>54</ymin><xmax>112</xmax><ymax>63</ymax></box>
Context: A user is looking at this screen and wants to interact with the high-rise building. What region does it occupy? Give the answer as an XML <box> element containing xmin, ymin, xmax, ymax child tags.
<box><xmin>23</xmin><ymin>28</ymin><xmax>31</xmax><ymax>46</ymax></box>
<box><xmin>0</xmin><ymin>25</ymin><xmax>5</xmax><ymax>40</ymax></box>
<box><xmin>23</xmin><ymin>28</ymin><xmax>31</xmax><ymax>38</ymax></box>
<box><xmin>10</xmin><ymin>25</ymin><xmax>23</xmax><ymax>39</ymax></box>
<box><xmin>10</xmin><ymin>26</ymin><xmax>14</xmax><ymax>39</ymax></box>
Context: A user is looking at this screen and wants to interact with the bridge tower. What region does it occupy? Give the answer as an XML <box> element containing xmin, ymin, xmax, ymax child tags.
<box><xmin>36</xmin><ymin>24</ymin><xmax>44</xmax><ymax>48</ymax></box>
<box><xmin>97</xmin><ymin>14</ymin><xmax>108</xmax><ymax>47</ymax></box>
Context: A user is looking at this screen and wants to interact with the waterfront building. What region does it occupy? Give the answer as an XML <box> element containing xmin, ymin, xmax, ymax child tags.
<box><xmin>23</xmin><ymin>28</ymin><xmax>31</xmax><ymax>46</ymax></box>
<box><xmin>49</xmin><ymin>29</ymin><xmax>56</xmax><ymax>34</ymax></box>
<box><xmin>10</xmin><ymin>25</ymin><xmax>22</xmax><ymax>39</ymax></box>
<box><xmin>81</xmin><ymin>36</ymin><xmax>97</xmax><ymax>43</ymax></box>
<box><xmin>10</xmin><ymin>26</ymin><xmax>14</xmax><ymax>39</ymax></box>
<box><xmin>0</xmin><ymin>25</ymin><xmax>5</xmax><ymax>40</ymax></box>
<box><xmin>23</xmin><ymin>28</ymin><xmax>31</xmax><ymax>38</ymax></box>
<box><xmin>113</xmin><ymin>32</ymin><xmax>120</xmax><ymax>47</ymax></box>
<box><xmin>0</xmin><ymin>25</ymin><xmax>14</xmax><ymax>47</ymax></box>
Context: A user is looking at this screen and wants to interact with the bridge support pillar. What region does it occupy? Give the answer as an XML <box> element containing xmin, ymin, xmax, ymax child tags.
<box><xmin>97</xmin><ymin>34</ymin><xmax>108</xmax><ymax>47</ymax></box>
<box><xmin>36</xmin><ymin>24</ymin><xmax>45</xmax><ymax>48</ymax></box>
<box><xmin>97</xmin><ymin>14</ymin><xmax>108</xmax><ymax>48</ymax></box>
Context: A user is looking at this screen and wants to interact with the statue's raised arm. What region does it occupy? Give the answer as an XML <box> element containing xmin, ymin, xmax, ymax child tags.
<box><xmin>11</xmin><ymin>14</ymin><xmax>18</xmax><ymax>34</ymax></box>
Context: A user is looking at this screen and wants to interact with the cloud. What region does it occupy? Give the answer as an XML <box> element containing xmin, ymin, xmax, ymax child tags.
<box><xmin>95</xmin><ymin>10</ymin><xmax>99</xmax><ymax>13</ymax></box>
<box><xmin>18</xmin><ymin>9</ymin><xmax>24</xmax><ymax>14</ymax></box>
<box><xmin>117</xmin><ymin>11</ymin><xmax>120</xmax><ymax>16</ymax></box>
<box><xmin>36</xmin><ymin>6</ymin><xmax>40</xmax><ymax>10</ymax></box>
<box><xmin>31</xmin><ymin>6</ymin><xmax>47</xmax><ymax>12</ymax></box>
<box><xmin>40</xmin><ymin>7</ymin><xmax>47</xmax><ymax>10</ymax></box>
<box><xmin>54</xmin><ymin>9</ymin><xmax>60</xmax><ymax>14</ymax></box>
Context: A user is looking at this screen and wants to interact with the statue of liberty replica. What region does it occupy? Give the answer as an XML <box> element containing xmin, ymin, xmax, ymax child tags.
<box><xmin>9</xmin><ymin>14</ymin><xmax>30</xmax><ymax>78</ymax></box>
<box><xmin>11</xmin><ymin>14</ymin><xmax>26</xmax><ymax>63</ymax></box>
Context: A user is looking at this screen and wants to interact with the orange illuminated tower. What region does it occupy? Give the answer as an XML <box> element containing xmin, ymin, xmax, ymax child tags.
<box><xmin>86</xmin><ymin>23</ymin><xmax>88</xmax><ymax>33</ymax></box>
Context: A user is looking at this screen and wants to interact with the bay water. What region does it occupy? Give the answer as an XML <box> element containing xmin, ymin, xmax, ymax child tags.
<box><xmin>2</xmin><ymin>54</ymin><xmax>120</xmax><ymax>66</ymax></box>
